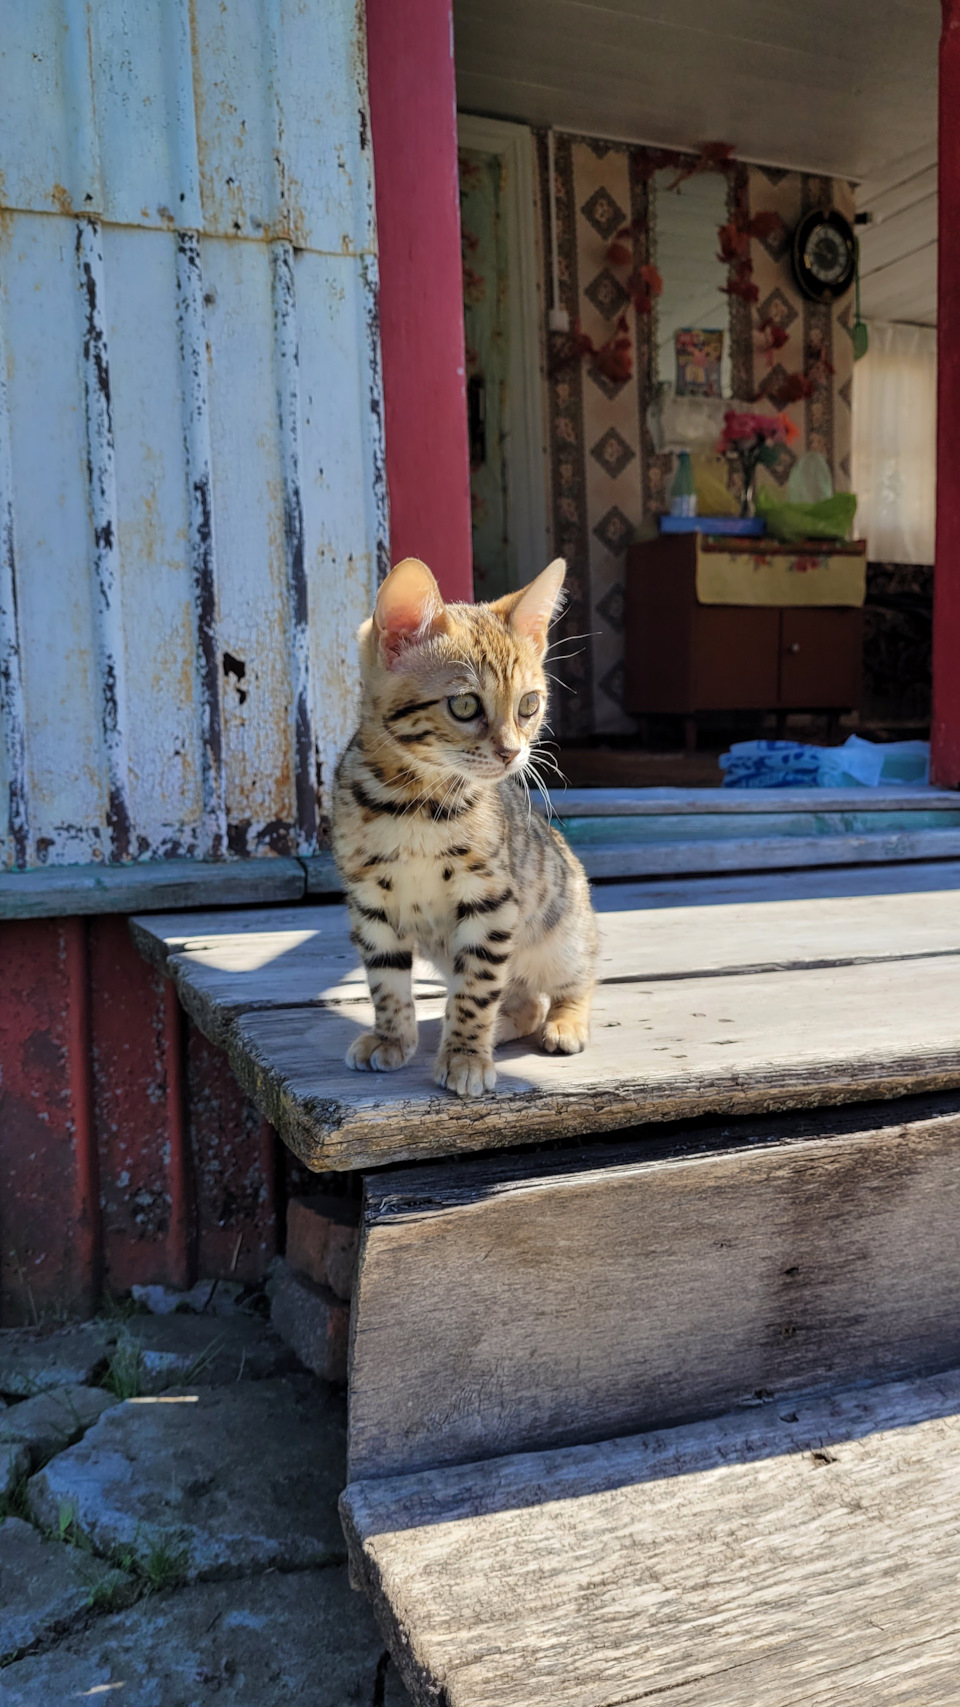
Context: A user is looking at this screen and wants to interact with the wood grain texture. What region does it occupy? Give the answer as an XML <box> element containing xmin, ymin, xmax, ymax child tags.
<box><xmin>564</xmin><ymin>811</ymin><xmax>960</xmax><ymax>846</ymax></box>
<box><xmin>130</xmin><ymin>863</ymin><xmax>960</xmax><ymax>1170</ymax></box>
<box><xmin>578</xmin><ymin>828</ymin><xmax>960</xmax><ymax>879</ymax></box>
<box><xmin>348</xmin><ymin>1101</ymin><xmax>960</xmax><ymax>1478</ymax></box>
<box><xmin>130</xmin><ymin>905</ymin><xmax>445</xmax><ymax>1048</ymax></box>
<box><xmin>542</xmin><ymin>788</ymin><xmax>960</xmax><ymax>817</ymax></box>
<box><xmin>134</xmin><ymin>872</ymin><xmax>960</xmax><ymax>1012</ymax></box>
<box><xmin>341</xmin><ymin>1367</ymin><xmax>960</xmax><ymax>1707</ymax></box>
<box><xmin>226</xmin><ymin>954</ymin><xmax>960</xmax><ymax>1168</ymax></box>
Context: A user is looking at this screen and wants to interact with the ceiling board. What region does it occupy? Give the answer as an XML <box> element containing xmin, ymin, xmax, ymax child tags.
<box><xmin>455</xmin><ymin>0</ymin><xmax>939</xmax><ymax>324</ymax></box>
<box><xmin>454</xmin><ymin>0</ymin><xmax>937</xmax><ymax>180</ymax></box>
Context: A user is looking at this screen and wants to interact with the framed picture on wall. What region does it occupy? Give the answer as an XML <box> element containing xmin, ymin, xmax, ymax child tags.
<box><xmin>675</xmin><ymin>328</ymin><xmax>724</xmax><ymax>397</ymax></box>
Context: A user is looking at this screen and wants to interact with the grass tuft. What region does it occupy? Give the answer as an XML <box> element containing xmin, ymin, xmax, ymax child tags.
<box><xmin>100</xmin><ymin>1339</ymin><xmax>142</xmax><ymax>1401</ymax></box>
<box><xmin>139</xmin><ymin>1533</ymin><xmax>191</xmax><ymax>1592</ymax></box>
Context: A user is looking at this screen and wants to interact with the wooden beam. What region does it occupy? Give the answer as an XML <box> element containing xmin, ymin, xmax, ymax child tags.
<box><xmin>348</xmin><ymin>1100</ymin><xmax>960</xmax><ymax>1478</ymax></box>
<box><xmin>0</xmin><ymin>857</ymin><xmax>305</xmax><ymax>920</ymax></box>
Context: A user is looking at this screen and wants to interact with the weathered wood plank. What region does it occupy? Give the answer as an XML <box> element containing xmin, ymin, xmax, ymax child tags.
<box><xmin>0</xmin><ymin>857</ymin><xmax>305</xmax><ymax>919</ymax></box>
<box><xmin>578</xmin><ymin>828</ymin><xmax>960</xmax><ymax>879</ymax></box>
<box><xmin>303</xmin><ymin>798</ymin><xmax>960</xmax><ymax>892</ymax></box>
<box><xmin>301</xmin><ymin>851</ymin><xmax>340</xmax><ymax>893</ymax></box>
<box><xmin>132</xmin><ymin>863</ymin><xmax>960</xmax><ymax>1021</ymax></box>
<box><xmin>224</xmin><ymin>954</ymin><xmax>960</xmax><ymax>1168</ymax></box>
<box><xmin>544</xmin><ymin>786</ymin><xmax>960</xmax><ymax>817</ymax></box>
<box><xmin>341</xmin><ymin>1367</ymin><xmax>960</xmax><ymax>1707</ymax></box>
<box><xmin>564</xmin><ymin>809</ymin><xmax>960</xmax><ymax>845</ymax></box>
<box><xmin>130</xmin><ymin>905</ymin><xmax>445</xmax><ymax>1048</ymax></box>
<box><xmin>347</xmin><ymin>1099</ymin><xmax>960</xmax><ymax>1479</ymax></box>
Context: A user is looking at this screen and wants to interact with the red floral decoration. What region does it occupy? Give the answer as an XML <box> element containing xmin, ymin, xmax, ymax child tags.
<box><xmin>757</xmin><ymin>317</ymin><xmax>789</xmax><ymax>360</ymax></box>
<box><xmin>550</xmin><ymin>139</ymin><xmax>833</xmax><ymax>424</ymax></box>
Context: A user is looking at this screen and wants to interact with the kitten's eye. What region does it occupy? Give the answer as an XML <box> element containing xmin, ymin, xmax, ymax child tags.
<box><xmin>518</xmin><ymin>691</ymin><xmax>540</xmax><ymax>719</ymax></box>
<box><xmin>448</xmin><ymin>692</ymin><xmax>481</xmax><ymax>722</ymax></box>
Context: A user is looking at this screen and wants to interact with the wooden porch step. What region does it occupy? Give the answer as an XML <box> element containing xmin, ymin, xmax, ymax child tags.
<box><xmin>297</xmin><ymin>788</ymin><xmax>960</xmax><ymax>890</ymax></box>
<box><xmin>348</xmin><ymin>1098</ymin><xmax>960</xmax><ymax>1480</ymax></box>
<box><xmin>132</xmin><ymin>862</ymin><xmax>960</xmax><ymax>1171</ymax></box>
<box><xmin>342</xmin><ymin>1365</ymin><xmax>960</xmax><ymax>1707</ymax></box>
<box><xmin>550</xmin><ymin>787</ymin><xmax>960</xmax><ymax>880</ymax></box>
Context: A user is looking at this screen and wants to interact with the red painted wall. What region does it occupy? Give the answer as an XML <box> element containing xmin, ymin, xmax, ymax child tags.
<box><xmin>933</xmin><ymin>0</ymin><xmax>960</xmax><ymax>786</ymax></box>
<box><xmin>0</xmin><ymin>917</ymin><xmax>284</xmax><ymax>1326</ymax></box>
<box><xmin>366</xmin><ymin>0</ymin><xmax>473</xmax><ymax>602</ymax></box>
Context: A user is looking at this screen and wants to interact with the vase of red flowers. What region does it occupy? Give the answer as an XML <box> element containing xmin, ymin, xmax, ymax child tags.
<box><xmin>717</xmin><ymin>409</ymin><xmax>798</xmax><ymax>518</ymax></box>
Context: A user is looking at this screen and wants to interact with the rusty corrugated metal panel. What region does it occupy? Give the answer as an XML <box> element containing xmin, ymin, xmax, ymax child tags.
<box><xmin>0</xmin><ymin>0</ymin><xmax>387</xmax><ymax>870</ymax></box>
<box><xmin>0</xmin><ymin>918</ymin><xmax>99</xmax><ymax>1323</ymax></box>
<box><xmin>0</xmin><ymin>915</ymin><xmax>282</xmax><ymax>1320</ymax></box>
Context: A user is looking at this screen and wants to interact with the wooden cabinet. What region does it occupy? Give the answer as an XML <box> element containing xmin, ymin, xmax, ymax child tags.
<box><xmin>624</xmin><ymin>533</ymin><xmax>865</xmax><ymax>717</ymax></box>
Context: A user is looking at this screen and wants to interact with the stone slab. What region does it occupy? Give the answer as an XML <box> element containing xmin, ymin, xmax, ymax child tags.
<box><xmin>0</xmin><ymin>1387</ymin><xmax>117</xmax><ymax>1470</ymax></box>
<box><xmin>0</xmin><ymin>1326</ymin><xmax>114</xmax><ymax>1398</ymax></box>
<box><xmin>270</xmin><ymin>1263</ymin><xmax>350</xmax><ymax>1382</ymax></box>
<box><xmin>112</xmin><ymin>1315</ymin><xmax>297</xmax><ymax>1394</ymax></box>
<box><xmin>27</xmin><ymin>1379</ymin><xmax>347</xmax><ymax>1581</ymax></box>
<box><xmin>0</xmin><ymin>1568</ymin><xmax>412</xmax><ymax>1704</ymax></box>
<box><xmin>1</xmin><ymin>1444</ymin><xmax>30</xmax><ymax>1500</ymax></box>
<box><xmin>0</xmin><ymin>1517</ymin><xmax>128</xmax><ymax>1665</ymax></box>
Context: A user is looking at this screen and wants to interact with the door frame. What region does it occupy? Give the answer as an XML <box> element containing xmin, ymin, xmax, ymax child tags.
<box><xmin>457</xmin><ymin>114</ymin><xmax>550</xmax><ymax>590</ymax></box>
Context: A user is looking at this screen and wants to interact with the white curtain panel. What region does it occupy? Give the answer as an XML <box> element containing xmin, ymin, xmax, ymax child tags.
<box><xmin>852</xmin><ymin>321</ymin><xmax>937</xmax><ymax>564</ymax></box>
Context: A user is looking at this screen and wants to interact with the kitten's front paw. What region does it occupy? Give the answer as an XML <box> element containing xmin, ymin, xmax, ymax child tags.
<box><xmin>346</xmin><ymin>1031</ymin><xmax>416</xmax><ymax>1073</ymax></box>
<box><xmin>541</xmin><ymin>1017</ymin><xmax>589</xmax><ymax>1055</ymax></box>
<box><xmin>434</xmin><ymin>1048</ymin><xmax>497</xmax><ymax>1098</ymax></box>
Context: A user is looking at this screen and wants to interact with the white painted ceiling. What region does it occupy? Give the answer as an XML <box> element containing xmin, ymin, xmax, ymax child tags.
<box><xmin>454</xmin><ymin>0</ymin><xmax>939</xmax><ymax>324</ymax></box>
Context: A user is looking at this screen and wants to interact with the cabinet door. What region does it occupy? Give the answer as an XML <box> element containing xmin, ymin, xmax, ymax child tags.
<box><xmin>779</xmin><ymin>609</ymin><xmax>864</xmax><ymax>708</ymax></box>
<box><xmin>693</xmin><ymin>607</ymin><xmax>780</xmax><ymax>709</ymax></box>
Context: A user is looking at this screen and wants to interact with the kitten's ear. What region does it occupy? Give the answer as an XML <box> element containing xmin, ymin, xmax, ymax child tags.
<box><xmin>374</xmin><ymin>558</ymin><xmax>447</xmax><ymax>666</ymax></box>
<box><xmin>506</xmin><ymin>558</ymin><xmax>566</xmax><ymax>652</ymax></box>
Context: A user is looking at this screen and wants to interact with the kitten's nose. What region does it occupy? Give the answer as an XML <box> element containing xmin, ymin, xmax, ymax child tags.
<box><xmin>495</xmin><ymin>741</ymin><xmax>521</xmax><ymax>766</ymax></box>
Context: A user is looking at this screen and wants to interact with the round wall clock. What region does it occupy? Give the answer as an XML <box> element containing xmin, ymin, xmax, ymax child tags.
<box><xmin>791</xmin><ymin>208</ymin><xmax>856</xmax><ymax>303</ymax></box>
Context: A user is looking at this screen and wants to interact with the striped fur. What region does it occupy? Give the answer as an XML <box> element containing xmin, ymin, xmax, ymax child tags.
<box><xmin>331</xmin><ymin>557</ymin><xmax>598</xmax><ymax>1098</ymax></box>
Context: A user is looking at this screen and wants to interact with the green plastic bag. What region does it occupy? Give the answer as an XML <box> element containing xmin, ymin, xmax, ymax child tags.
<box><xmin>755</xmin><ymin>486</ymin><xmax>857</xmax><ymax>544</ymax></box>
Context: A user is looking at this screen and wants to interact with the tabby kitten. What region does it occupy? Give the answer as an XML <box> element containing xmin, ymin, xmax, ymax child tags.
<box><xmin>331</xmin><ymin>556</ymin><xmax>598</xmax><ymax>1099</ymax></box>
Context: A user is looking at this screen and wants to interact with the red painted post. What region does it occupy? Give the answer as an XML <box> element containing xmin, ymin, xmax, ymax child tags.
<box><xmin>933</xmin><ymin>0</ymin><xmax>960</xmax><ymax>785</ymax></box>
<box><xmin>365</xmin><ymin>0</ymin><xmax>473</xmax><ymax>602</ymax></box>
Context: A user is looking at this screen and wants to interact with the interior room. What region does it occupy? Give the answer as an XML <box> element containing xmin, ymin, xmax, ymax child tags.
<box><xmin>453</xmin><ymin>1</ymin><xmax>938</xmax><ymax>786</ymax></box>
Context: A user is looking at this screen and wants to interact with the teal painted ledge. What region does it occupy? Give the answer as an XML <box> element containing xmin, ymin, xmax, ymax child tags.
<box><xmin>0</xmin><ymin>857</ymin><xmax>307</xmax><ymax>920</ymax></box>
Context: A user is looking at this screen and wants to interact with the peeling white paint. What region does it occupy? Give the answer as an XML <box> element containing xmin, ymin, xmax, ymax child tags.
<box><xmin>0</xmin><ymin>0</ymin><xmax>386</xmax><ymax>869</ymax></box>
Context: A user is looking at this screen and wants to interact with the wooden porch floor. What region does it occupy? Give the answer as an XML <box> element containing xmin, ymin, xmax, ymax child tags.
<box><xmin>133</xmin><ymin>859</ymin><xmax>960</xmax><ymax>1173</ymax></box>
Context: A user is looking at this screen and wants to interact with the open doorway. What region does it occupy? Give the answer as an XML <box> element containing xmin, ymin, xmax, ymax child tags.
<box><xmin>455</xmin><ymin>128</ymin><xmax>938</xmax><ymax>787</ymax></box>
<box><xmin>454</xmin><ymin>4</ymin><xmax>938</xmax><ymax>792</ymax></box>
<box><xmin>457</xmin><ymin>116</ymin><xmax>549</xmax><ymax>602</ymax></box>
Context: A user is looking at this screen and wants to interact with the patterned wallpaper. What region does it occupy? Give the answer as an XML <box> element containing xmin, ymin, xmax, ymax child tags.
<box><xmin>535</xmin><ymin>134</ymin><xmax>856</xmax><ymax>738</ymax></box>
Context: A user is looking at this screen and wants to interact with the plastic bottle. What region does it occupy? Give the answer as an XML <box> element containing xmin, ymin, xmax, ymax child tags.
<box><xmin>669</xmin><ymin>449</ymin><xmax>697</xmax><ymax>519</ymax></box>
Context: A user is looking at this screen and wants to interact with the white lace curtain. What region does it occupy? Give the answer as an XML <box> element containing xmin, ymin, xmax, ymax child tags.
<box><xmin>851</xmin><ymin>320</ymin><xmax>937</xmax><ymax>564</ymax></box>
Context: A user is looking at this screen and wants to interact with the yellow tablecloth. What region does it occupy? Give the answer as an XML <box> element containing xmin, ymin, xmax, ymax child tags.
<box><xmin>696</xmin><ymin>543</ymin><xmax>867</xmax><ymax>607</ymax></box>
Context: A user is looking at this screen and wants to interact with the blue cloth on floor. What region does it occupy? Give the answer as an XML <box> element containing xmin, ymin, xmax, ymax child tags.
<box><xmin>720</xmin><ymin>735</ymin><xmax>930</xmax><ymax>789</ymax></box>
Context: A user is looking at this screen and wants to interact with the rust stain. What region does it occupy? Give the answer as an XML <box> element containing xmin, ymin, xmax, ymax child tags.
<box><xmin>51</xmin><ymin>183</ymin><xmax>73</xmax><ymax>216</ymax></box>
